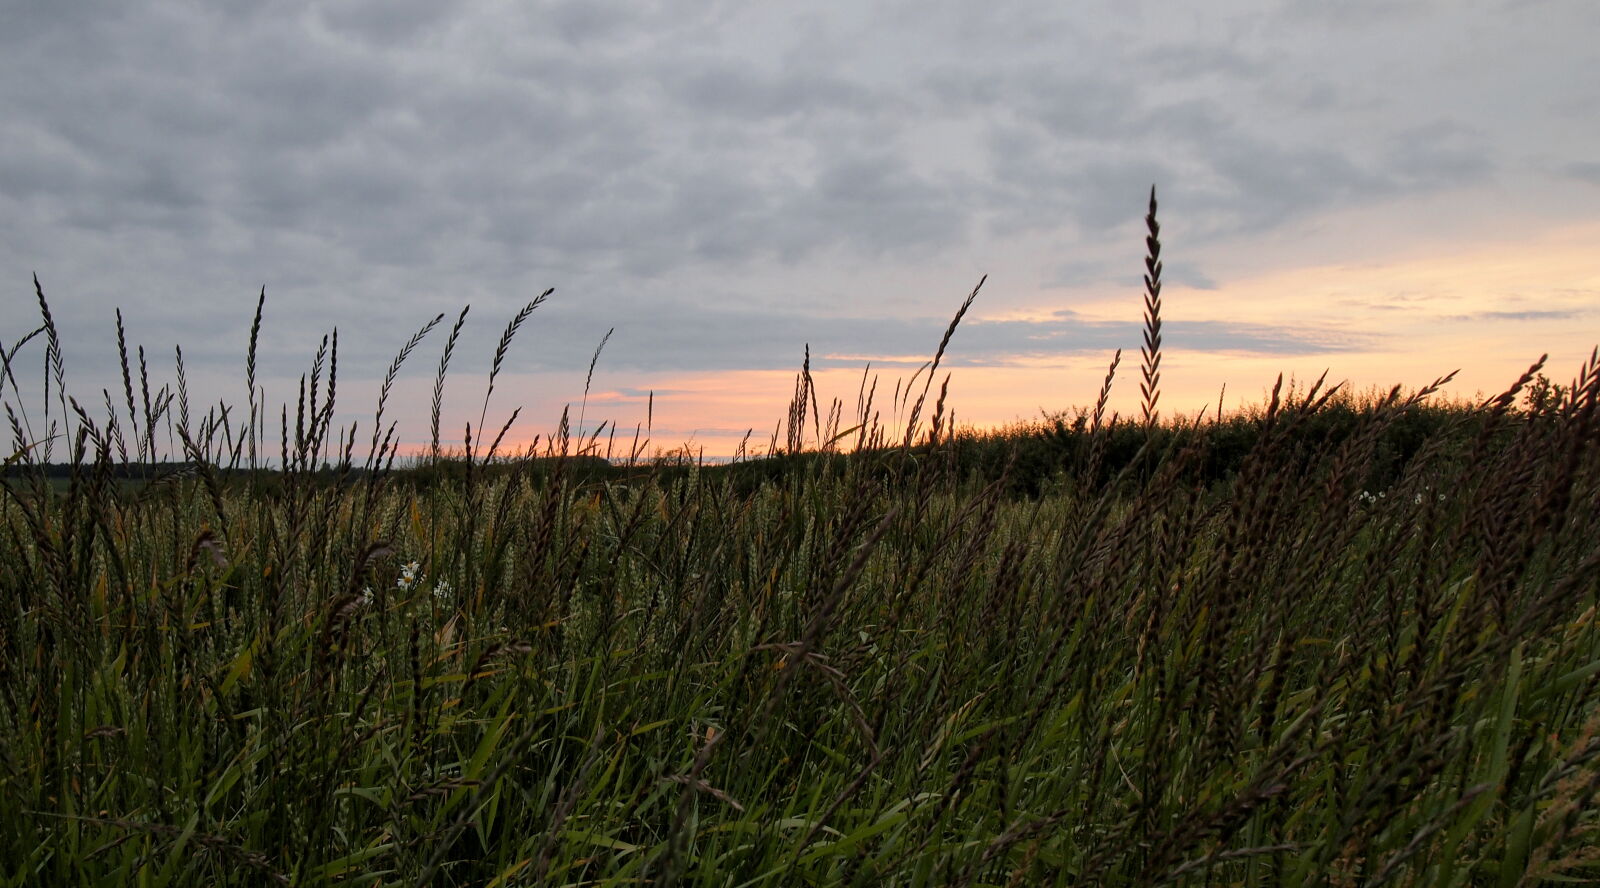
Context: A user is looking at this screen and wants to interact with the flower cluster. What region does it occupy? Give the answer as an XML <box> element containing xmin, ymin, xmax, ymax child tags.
<box><xmin>355</xmin><ymin>561</ymin><xmax>452</xmax><ymax>610</ymax></box>
<box><xmin>1357</xmin><ymin>488</ymin><xmax>1448</xmax><ymax>506</ymax></box>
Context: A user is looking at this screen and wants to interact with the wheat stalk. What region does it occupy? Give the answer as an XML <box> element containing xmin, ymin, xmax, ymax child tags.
<box><xmin>475</xmin><ymin>289</ymin><xmax>551</xmax><ymax>454</ymax></box>
<box><xmin>1140</xmin><ymin>186</ymin><xmax>1164</xmax><ymax>427</ymax></box>
<box><xmin>429</xmin><ymin>305</ymin><xmax>470</xmax><ymax>463</ymax></box>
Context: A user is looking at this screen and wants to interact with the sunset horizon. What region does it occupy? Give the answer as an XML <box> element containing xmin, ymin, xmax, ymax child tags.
<box><xmin>5</xmin><ymin>1</ymin><xmax>1596</xmax><ymax>462</ymax></box>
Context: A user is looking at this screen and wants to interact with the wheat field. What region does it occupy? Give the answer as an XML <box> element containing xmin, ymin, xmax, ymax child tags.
<box><xmin>3</xmin><ymin>194</ymin><xmax>1600</xmax><ymax>886</ymax></box>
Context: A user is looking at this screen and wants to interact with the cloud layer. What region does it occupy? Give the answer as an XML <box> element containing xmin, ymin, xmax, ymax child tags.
<box><xmin>2</xmin><ymin>0</ymin><xmax>1595</xmax><ymax>447</ymax></box>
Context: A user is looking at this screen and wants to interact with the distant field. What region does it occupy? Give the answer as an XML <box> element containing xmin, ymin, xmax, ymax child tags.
<box><xmin>5</xmin><ymin>198</ymin><xmax>1599</xmax><ymax>886</ymax></box>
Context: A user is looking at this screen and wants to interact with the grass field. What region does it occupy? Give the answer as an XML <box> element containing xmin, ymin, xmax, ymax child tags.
<box><xmin>4</xmin><ymin>197</ymin><xmax>1600</xmax><ymax>886</ymax></box>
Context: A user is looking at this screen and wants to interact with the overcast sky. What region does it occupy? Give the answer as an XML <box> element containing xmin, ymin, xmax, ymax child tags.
<box><xmin>3</xmin><ymin>0</ymin><xmax>1597</xmax><ymax>456</ymax></box>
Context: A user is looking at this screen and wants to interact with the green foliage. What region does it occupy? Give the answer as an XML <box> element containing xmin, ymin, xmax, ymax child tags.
<box><xmin>4</xmin><ymin>350</ymin><xmax>1600</xmax><ymax>886</ymax></box>
<box><xmin>6</xmin><ymin>213</ymin><xmax>1600</xmax><ymax>884</ymax></box>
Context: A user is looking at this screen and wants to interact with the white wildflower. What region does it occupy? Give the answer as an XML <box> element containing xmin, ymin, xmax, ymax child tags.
<box><xmin>397</xmin><ymin>561</ymin><xmax>423</xmax><ymax>591</ymax></box>
<box><xmin>359</xmin><ymin>587</ymin><xmax>375</xmax><ymax>607</ymax></box>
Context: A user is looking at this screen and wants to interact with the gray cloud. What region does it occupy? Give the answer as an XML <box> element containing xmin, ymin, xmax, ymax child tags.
<box><xmin>1045</xmin><ymin>255</ymin><xmax>1216</xmax><ymax>291</ymax></box>
<box><xmin>316</xmin><ymin>0</ymin><xmax>462</xmax><ymax>44</ymax></box>
<box><xmin>1565</xmin><ymin>162</ymin><xmax>1600</xmax><ymax>185</ymax></box>
<box><xmin>524</xmin><ymin>298</ymin><xmax>1365</xmax><ymax>375</ymax></box>
<box><xmin>0</xmin><ymin>0</ymin><xmax>1590</xmax><ymax>435</ymax></box>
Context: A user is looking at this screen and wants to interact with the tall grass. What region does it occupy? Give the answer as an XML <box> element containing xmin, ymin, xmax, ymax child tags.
<box><xmin>4</xmin><ymin>193</ymin><xmax>1600</xmax><ymax>886</ymax></box>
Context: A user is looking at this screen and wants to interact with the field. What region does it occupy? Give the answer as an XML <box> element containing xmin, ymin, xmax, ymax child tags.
<box><xmin>4</xmin><ymin>205</ymin><xmax>1600</xmax><ymax>886</ymax></box>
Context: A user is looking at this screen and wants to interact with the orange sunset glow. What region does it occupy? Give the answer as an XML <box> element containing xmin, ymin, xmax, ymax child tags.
<box><xmin>483</xmin><ymin>217</ymin><xmax>1598</xmax><ymax>460</ymax></box>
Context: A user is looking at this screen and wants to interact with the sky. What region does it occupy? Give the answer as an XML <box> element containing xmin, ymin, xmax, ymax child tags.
<box><xmin>2</xmin><ymin>0</ymin><xmax>1597</xmax><ymax>459</ymax></box>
